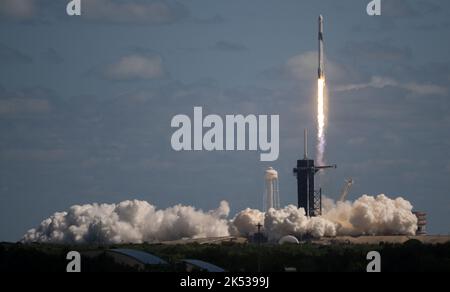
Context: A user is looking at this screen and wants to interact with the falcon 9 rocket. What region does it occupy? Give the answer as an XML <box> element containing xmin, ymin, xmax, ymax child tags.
<box><xmin>318</xmin><ymin>15</ymin><xmax>324</xmax><ymax>79</ymax></box>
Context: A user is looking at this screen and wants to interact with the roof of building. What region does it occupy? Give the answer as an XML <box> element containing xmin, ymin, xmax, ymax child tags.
<box><xmin>279</xmin><ymin>235</ymin><xmax>300</xmax><ymax>245</ymax></box>
<box><xmin>182</xmin><ymin>259</ymin><xmax>225</xmax><ymax>272</ymax></box>
<box><xmin>109</xmin><ymin>249</ymin><xmax>168</xmax><ymax>265</ymax></box>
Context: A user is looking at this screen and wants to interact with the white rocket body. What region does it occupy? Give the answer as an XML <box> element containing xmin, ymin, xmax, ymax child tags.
<box><xmin>318</xmin><ymin>15</ymin><xmax>324</xmax><ymax>79</ymax></box>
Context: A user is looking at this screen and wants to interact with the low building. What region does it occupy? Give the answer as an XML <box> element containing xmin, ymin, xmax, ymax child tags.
<box><xmin>413</xmin><ymin>212</ymin><xmax>427</xmax><ymax>235</ymax></box>
<box><xmin>106</xmin><ymin>249</ymin><xmax>168</xmax><ymax>270</ymax></box>
<box><xmin>180</xmin><ymin>259</ymin><xmax>225</xmax><ymax>272</ymax></box>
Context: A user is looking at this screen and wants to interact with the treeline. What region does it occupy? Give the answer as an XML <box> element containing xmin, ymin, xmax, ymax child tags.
<box><xmin>1</xmin><ymin>240</ymin><xmax>449</xmax><ymax>272</ymax></box>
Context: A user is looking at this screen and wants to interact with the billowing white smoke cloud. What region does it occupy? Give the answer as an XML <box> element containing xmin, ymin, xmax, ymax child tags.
<box><xmin>231</xmin><ymin>205</ymin><xmax>337</xmax><ymax>240</ymax></box>
<box><xmin>231</xmin><ymin>194</ymin><xmax>418</xmax><ymax>240</ymax></box>
<box><xmin>22</xmin><ymin>200</ymin><xmax>230</xmax><ymax>244</ymax></box>
<box><xmin>23</xmin><ymin>194</ymin><xmax>418</xmax><ymax>244</ymax></box>
<box><xmin>322</xmin><ymin>194</ymin><xmax>418</xmax><ymax>236</ymax></box>
<box><xmin>229</xmin><ymin>208</ymin><xmax>264</xmax><ymax>236</ymax></box>
<box><xmin>264</xmin><ymin>205</ymin><xmax>337</xmax><ymax>240</ymax></box>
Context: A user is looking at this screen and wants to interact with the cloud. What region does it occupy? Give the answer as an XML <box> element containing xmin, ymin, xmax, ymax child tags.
<box><xmin>282</xmin><ymin>51</ymin><xmax>351</xmax><ymax>83</ymax></box>
<box><xmin>0</xmin><ymin>149</ymin><xmax>68</xmax><ymax>162</ymax></box>
<box><xmin>23</xmin><ymin>200</ymin><xmax>230</xmax><ymax>244</ymax></box>
<box><xmin>23</xmin><ymin>194</ymin><xmax>418</xmax><ymax>244</ymax></box>
<box><xmin>348</xmin><ymin>159</ymin><xmax>413</xmax><ymax>173</ymax></box>
<box><xmin>347</xmin><ymin>137</ymin><xmax>367</xmax><ymax>146</ymax></box>
<box><xmin>351</xmin><ymin>1</ymin><xmax>443</xmax><ymax>33</ymax></box>
<box><xmin>340</xmin><ymin>41</ymin><xmax>412</xmax><ymax>61</ymax></box>
<box><xmin>0</xmin><ymin>0</ymin><xmax>36</xmax><ymax>19</ymax></box>
<box><xmin>382</xmin><ymin>0</ymin><xmax>441</xmax><ymax>18</ymax></box>
<box><xmin>212</xmin><ymin>41</ymin><xmax>247</xmax><ymax>52</ymax></box>
<box><xmin>0</xmin><ymin>43</ymin><xmax>33</xmax><ymax>64</ymax></box>
<box><xmin>411</xmin><ymin>20</ymin><xmax>450</xmax><ymax>31</ymax></box>
<box><xmin>0</xmin><ymin>98</ymin><xmax>50</xmax><ymax>115</ymax></box>
<box><xmin>84</xmin><ymin>0</ymin><xmax>188</xmax><ymax>25</ymax></box>
<box><xmin>335</xmin><ymin>76</ymin><xmax>448</xmax><ymax>96</ymax></box>
<box><xmin>402</xmin><ymin>82</ymin><xmax>448</xmax><ymax>96</ymax></box>
<box><xmin>104</xmin><ymin>54</ymin><xmax>166</xmax><ymax>81</ymax></box>
<box><xmin>0</xmin><ymin>87</ymin><xmax>55</xmax><ymax>116</ymax></box>
<box><xmin>233</xmin><ymin>194</ymin><xmax>417</xmax><ymax>240</ymax></box>
<box><xmin>0</xmin><ymin>0</ymin><xmax>189</xmax><ymax>25</ymax></box>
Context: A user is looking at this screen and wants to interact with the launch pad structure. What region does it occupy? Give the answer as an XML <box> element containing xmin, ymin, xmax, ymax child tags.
<box><xmin>293</xmin><ymin>129</ymin><xmax>336</xmax><ymax>217</ymax></box>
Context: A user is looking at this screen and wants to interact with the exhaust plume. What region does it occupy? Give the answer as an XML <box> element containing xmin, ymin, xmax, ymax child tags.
<box><xmin>22</xmin><ymin>194</ymin><xmax>418</xmax><ymax>244</ymax></box>
<box><xmin>22</xmin><ymin>200</ymin><xmax>230</xmax><ymax>244</ymax></box>
<box><xmin>322</xmin><ymin>194</ymin><xmax>418</xmax><ymax>236</ymax></box>
<box><xmin>231</xmin><ymin>194</ymin><xmax>418</xmax><ymax>240</ymax></box>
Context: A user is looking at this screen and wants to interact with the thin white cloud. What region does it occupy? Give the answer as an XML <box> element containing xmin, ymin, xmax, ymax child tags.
<box><xmin>0</xmin><ymin>43</ymin><xmax>33</xmax><ymax>64</ymax></box>
<box><xmin>0</xmin><ymin>149</ymin><xmax>68</xmax><ymax>162</ymax></box>
<box><xmin>335</xmin><ymin>76</ymin><xmax>448</xmax><ymax>96</ymax></box>
<box><xmin>0</xmin><ymin>0</ymin><xmax>36</xmax><ymax>19</ymax></box>
<box><xmin>347</xmin><ymin>137</ymin><xmax>367</xmax><ymax>146</ymax></box>
<box><xmin>104</xmin><ymin>54</ymin><xmax>166</xmax><ymax>81</ymax></box>
<box><xmin>284</xmin><ymin>51</ymin><xmax>349</xmax><ymax>82</ymax></box>
<box><xmin>85</xmin><ymin>0</ymin><xmax>188</xmax><ymax>24</ymax></box>
<box><xmin>402</xmin><ymin>82</ymin><xmax>448</xmax><ymax>96</ymax></box>
<box><xmin>0</xmin><ymin>98</ymin><xmax>50</xmax><ymax>115</ymax></box>
<box><xmin>283</xmin><ymin>52</ymin><xmax>447</xmax><ymax>97</ymax></box>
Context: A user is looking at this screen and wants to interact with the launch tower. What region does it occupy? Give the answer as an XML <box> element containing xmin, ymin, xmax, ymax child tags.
<box><xmin>293</xmin><ymin>129</ymin><xmax>336</xmax><ymax>216</ymax></box>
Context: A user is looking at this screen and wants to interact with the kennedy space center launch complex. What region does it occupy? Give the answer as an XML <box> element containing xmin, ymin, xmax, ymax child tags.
<box><xmin>262</xmin><ymin>15</ymin><xmax>429</xmax><ymax>240</ymax></box>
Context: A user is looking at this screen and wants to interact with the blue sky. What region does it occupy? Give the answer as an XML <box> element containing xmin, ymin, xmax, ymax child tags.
<box><xmin>1</xmin><ymin>0</ymin><xmax>450</xmax><ymax>241</ymax></box>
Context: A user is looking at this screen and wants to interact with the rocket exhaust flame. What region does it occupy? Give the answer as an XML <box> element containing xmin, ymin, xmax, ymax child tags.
<box><xmin>317</xmin><ymin>77</ymin><xmax>326</xmax><ymax>166</ymax></box>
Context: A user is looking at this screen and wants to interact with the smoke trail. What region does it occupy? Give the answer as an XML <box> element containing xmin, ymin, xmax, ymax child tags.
<box><xmin>316</xmin><ymin>77</ymin><xmax>326</xmax><ymax>166</ymax></box>
<box><xmin>22</xmin><ymin>195</ymin><xmax>418</xmax><ymax>244</ymax></box>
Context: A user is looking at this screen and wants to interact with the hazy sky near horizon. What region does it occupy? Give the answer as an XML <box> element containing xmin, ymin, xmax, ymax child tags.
<box><xmin>1</xmin><ymin>0</ymin><xmax>450</xmax><ymax>241</ymax></box>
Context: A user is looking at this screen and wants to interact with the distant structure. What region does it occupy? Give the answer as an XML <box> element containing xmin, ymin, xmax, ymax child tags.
<box><xmin>250</xmin><ymin>222</ymin><xmax>268</xmax><ymax>244</ymax></box>
<box><xmin>293</xmin><ymin>129</ymin><xmax>336</xmax><ymax>216</ymax></box>
<box><xmin>180</xmin><ymin>259</ymin><xmax>225</xmax><ymax>272</ymax></box>
<box><xmin>413</xmin><ymin>212</ymin><xmax>427</xmax><ymax>235</ymax></box>
<box><xmin>279</xmin><ymin>235</ymin><xmax>300</xmax><ymax>245</ymax></box>
<box><xmin>264</xmin><ymin>167</ymin><xmax>280</xmax><ymax>212</ymax></box>
<box><xmin>105</xmin><ymin>249</ymin><xmax>168</xmax><ymax>270</ymax></box>
<box><xmin>339</xmin><ymin>178</ymin><xmax>354</xmax><ymax>202</ymax></box>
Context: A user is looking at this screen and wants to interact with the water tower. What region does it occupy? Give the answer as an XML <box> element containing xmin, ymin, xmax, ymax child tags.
<box><xmin>264</xmin><ymin>167</ymin><xmax>280</xmax><ymax>212</ymax></box>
